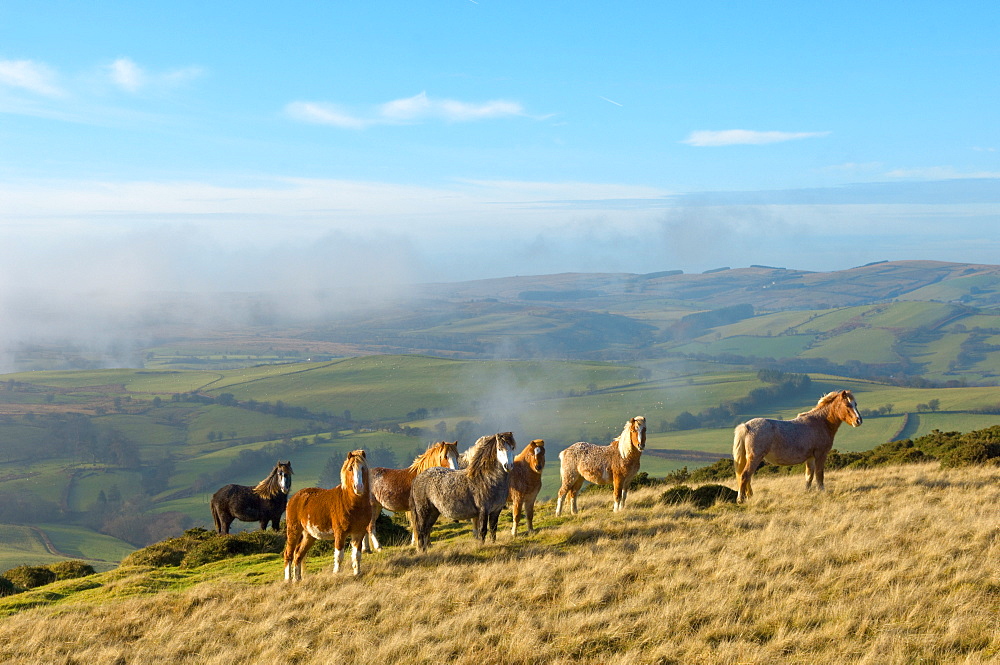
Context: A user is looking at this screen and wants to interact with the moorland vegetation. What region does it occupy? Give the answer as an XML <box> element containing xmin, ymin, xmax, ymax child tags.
<box><xmin>1</xmin><ymin>455</ymin><xmax>998</xmax><ymax>664</ymax></box>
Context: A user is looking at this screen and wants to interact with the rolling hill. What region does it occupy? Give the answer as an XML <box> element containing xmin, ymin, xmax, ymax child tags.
<box><xmin>1</xmin><ymin>260</ymin><xmax>999</xmax><ymax>568</ymax></box>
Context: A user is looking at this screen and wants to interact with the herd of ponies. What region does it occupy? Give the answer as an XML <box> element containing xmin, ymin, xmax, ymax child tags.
<box><xmin>207</xmin><ymin>390</ymin><xmax>863</xmax><ymax>579</ymax></box>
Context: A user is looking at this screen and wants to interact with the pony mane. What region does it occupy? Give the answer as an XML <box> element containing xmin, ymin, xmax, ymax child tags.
<box><xmin>616</xmin><ymin>417</ymin><xmax>646</xmax><ymax>458</ymax></box>
<box><xmin>797</xmin><ymin>390</ymin><xmax>853</xmax><ymax>418</ymax></box>
<box><xmin>409</xmin><ymin>441</ymin><xmax>456</xmax><ymax>471</ymax></box>
<box><xmin>466</xmin><ymin>433</ymin><xmax>512</xmax><ymax>477</ymax></box>
<box><xmin>253</xmin><ymin>462</ymin><xmax>292</xmax><ymax>500</ymax></box>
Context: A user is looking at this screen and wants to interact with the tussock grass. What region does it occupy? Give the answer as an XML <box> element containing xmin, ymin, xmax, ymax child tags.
<box><xmin>1</xmin><ymin>464</ymin><xmax>999</xmax><ymax>664</ymax></box>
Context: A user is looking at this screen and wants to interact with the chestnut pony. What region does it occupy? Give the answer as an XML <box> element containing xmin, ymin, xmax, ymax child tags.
<box><xmin>284</xmin><ymin>450</ymin><xmax>372</xmax><ymax>579</ymax></box>
<box><xmin>508</xmin><ymin>439</ymin><xmax>545</xmax><ymax>536</ymax></box>
<box><xmin>365</xmin><ymin>441</ymin><xmax>460</xmax><ymax>551</ymax></box>
<box><xmin>556</xmin><ymin>417</ymin><xmax>647</xmax><ymax>516</ymax></box>
<box><xmin>733</xmin><ymin>389</ymin><xmax>863</xmax><ymax>503</ymax></box>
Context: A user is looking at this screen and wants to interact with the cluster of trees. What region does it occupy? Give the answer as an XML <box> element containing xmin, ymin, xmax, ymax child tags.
<box><xmin>1</xmin><ymin>414</ymin><xmax>143</xmax><ymax>468</ymax></box>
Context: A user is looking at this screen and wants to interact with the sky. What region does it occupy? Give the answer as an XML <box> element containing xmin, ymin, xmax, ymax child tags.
<box><xmin>2</xmin><ymin>0</ymin><xmax>999</xmax><ymax>300</ymax></box>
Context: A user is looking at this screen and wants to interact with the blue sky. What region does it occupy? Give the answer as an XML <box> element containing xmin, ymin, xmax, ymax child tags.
<box><xmin>1</xmin><ymin>1</ymin><xmax>999</xmax><ymax>295</ymax></box>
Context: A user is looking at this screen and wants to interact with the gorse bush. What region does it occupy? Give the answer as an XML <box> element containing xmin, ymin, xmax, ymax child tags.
<box><xmin>2</xmin><ymin>565</ymin><xmax>56</xmax><ymax>590</ymax></box>
<box><xmin>660</xmin><ymin>484</ymin><xmax>738</xmax><ymax>508</ymax></box>
<box><xmin>47</xmin><ymin>560</ymin><xmax>96</xmax><ymax>581</ymax></box>
<box><xmin>0</xmin><ymin>576</ymin><xmax>20</xmax><ymax>597</ymax></box>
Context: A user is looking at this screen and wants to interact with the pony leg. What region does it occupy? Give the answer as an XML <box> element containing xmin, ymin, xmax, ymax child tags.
<box><xmin>283</xmin><ymin>532</ymin><xmax>297</xmax><ymax>582</ymax></box>
<box><xmin>290</xmin><ymin>533</ymin><xmax>314</xmax><ymax>582</ymax></box>
<box><xmin>814</xmin><ymin>452</ymin><xmax>828</xmax><ymax>491</ymax></box>
<box><xmin>408</xmin><ymin>512</ymin><xmax>418</xmax><ymax>547</ymax></box>
<box><xmin>736</xmin><ymin>455</ymin><xmax>757</xmax><ymax>503</ymax></box>
<box><xmin>525</xmin><ymin>500</ymin><xmax>535</xmax><ymax>534</ymax></box>
<box><xmin>555</xmin><ymin>488</ymin><xmax>566</xmax><ymax>516</ymax></box>
<box><xmin>366</xmin><ymin>501</ymin><xmax>382</xmax><ymax>552</ymax></box>
<box><xmin>511</xmin><ymin>496</ymin><xmax>522</xmax><ymax>536</ymax></box>
<box><xmin>350</xmin><ymin>537</ymin><xmax>363</xmax><ymax>576</ymax></box>
<box><xmin>332</xmin><ymin>533</ymin><xmax>347</xmax><ymax>574</ymax></box>
<box><xmin>805</xmin><ymin>458</ymin><xmax>816</xmax><ymax>490</ymax></box>
<box><xmin>488</xmin><ymin>510</ymin><xmax>500</xmax><ymax>542</ymax></box>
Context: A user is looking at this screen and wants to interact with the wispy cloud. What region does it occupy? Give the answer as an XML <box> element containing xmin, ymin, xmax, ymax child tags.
<box><xmin>286</xmin><ymin>91</ymin><xmax>528</xmax><ymax>129</ymax></box>
<box><xmin>106</xmin><ymin>57</ymin><xmax>203</xmax><ymax>93</ymax></box>
<box><xmin>886</xmin><ymin>166</ymin><xmax>1000</xmax><ymax>180</ymax></box>
<box><xmin>682</xmin><ymin>129</ymin><xmax>830</xmax><ymax>147</ymax></box>
<box><xmin>0</xmin><ymin>59</ymin><xmax>64</xmax><ymax>97</ymax></box>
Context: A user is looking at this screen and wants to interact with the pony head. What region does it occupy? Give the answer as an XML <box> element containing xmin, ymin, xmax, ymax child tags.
<box><xmin>495</xmin><ymin>432</ymin><xmax>516</xmax><ymax>472</ymax></box>
<box><xmin>341</xmin><ymin>450</ymin><xmax>369</xmax><ymax>495</ymax></box>
<box><xmin>253</xmin><ymin>460</ymin><xmax>294</xmax><ymax>499</ymax></box>
<box><xmin>526</xmin><ymin>439</ymin><xmax>545</xmax><ymax>472</ymax></box>
<box><xmin>412</xmin><ymin>441</ymin><xmax>461</xmax><ymax>472</ymax></box>
<box><xmin>839</xmin><ymin>390</ymin><xmax>863</xmax><ymax>427</ymax></box>
<box><xmin>617</xmin><ymin>416</ymin><xmax>647</xmax><ymax>457</ymax></box>
<box><xmin>276</xmin><ymin>460</ymin><xmax>293</xmax><ymax>494</ymax></box>
<box><xmin>440</xmin><ymin>441</ymin><xmax>460</xmax><ymax>469</ymax></box>
<box><xmin>806</xmin><ymin>390</ymin><xmax>863</xmax><ymax>427</ymax></box>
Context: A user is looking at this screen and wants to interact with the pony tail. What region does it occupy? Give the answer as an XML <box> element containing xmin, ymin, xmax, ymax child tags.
<box><xmin>733</xmin><ymin>424</ymin><xmax>748</xmax><ymax>475</ymax></box>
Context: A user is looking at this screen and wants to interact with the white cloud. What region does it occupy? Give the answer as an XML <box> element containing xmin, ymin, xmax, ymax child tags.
<box><xmin>287</xmin><ymin>91</ymin><xmax>527</xmax><ymax>129</ymax></box>
<box><xmin>886</xmin><ymin>166</ymin><xmax>1000</xmax><ymax>180</ymax></box>
<box><xmin>285</xmin><ymin>101</ymin><xmax>371</xmax><ymax>129</ymax></box>
<box><xmin>107</xmin><ymin>57</ymin><xmax>203</xmax><ymax>93</ymax></box>
<box><xmin>110</xmin><ymin>57</ymin><xmax>145</xmax><ymax>92</ymax></box>
<box><xmin>682</xmin><ymin>129</ymin><xmax>830</xmax><ymax>147</ymax></box>
<box><xmin>0</xmin><ymin>59</ymin><xmax>64</xmax><ymax>97</ymax></box>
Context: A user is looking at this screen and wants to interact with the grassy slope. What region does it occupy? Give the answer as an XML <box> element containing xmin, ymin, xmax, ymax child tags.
<box><xmin>1</xmin><ymin>463</ymin><xmax>998</xmax><ymax>664</ymax></box>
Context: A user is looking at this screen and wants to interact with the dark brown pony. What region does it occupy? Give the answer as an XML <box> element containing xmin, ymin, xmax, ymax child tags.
<box><xmin>284</xmin><ymin>450</ymin><xmax>371</xmax><ymax>579</ymax></box>
<box><xmin>365</xmin><ymin>441</ymin><xmax>460</xmax><ymax>551</ymax></box>
<box><xmin>733</xmin><ymin>389</ymin><xmax>863</xmax><ymax>503</ymax></box>
<box><xmin>210</xmin><ymin>461</ymin><xmax>292</xmax><ymax>534</ymax></box>
<box><xmin>556</xmin><ymin>417</ymin><xmax>647</xmax><ymax>516</ymax></box>
<box><xmin>508</xmin><ymin>439</ymin><xmax>545</xmax><ymax>536</ymax></box>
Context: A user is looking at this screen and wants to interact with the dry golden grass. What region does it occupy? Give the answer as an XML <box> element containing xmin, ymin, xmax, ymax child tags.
<box><xmin>2</xmin><ymin>463</ymin><xmax>999</xmax><ymax>664</ymax></box>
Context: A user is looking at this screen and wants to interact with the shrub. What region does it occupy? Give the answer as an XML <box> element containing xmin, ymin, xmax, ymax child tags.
<box><xmin>660</xmin><ymin>484</ymin><xmax>738</xmax><ymax>509</ymax></box>
<box><xmin>48</xmin><ymin>560</ymin><xmax>96</xmax><ymax>580</ymax></box>
<box><xmin>2</xmin><ymin>565</ymin><xmax>56</xmax><ymax>590</ymax></box>
<box><xmin>121</xmin><ymin>527</ymin><xmax>215</xmax><ymax>568</ymax></box>
<box><xmin>181</xmin><ymin>530</ymin><xmax>284</xmax><ymax>568</ymax></box>
<box><xmin>0</xmin><ymin>576</ymin><xmax>21</xmax><ymax>597</ymax></box>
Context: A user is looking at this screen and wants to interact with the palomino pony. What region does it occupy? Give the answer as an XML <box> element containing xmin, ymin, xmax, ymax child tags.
<box><xmin>508</xmin><ymin>439</ymin><xmax>545</xmax><ymax>536</ymax></box>
<box><xmin>210</xmin><ymin>461</ymin><xmax>293</xmax><ymax>534</ymax></box>
<box><xmin>284</xmin><ymin>450</ymin><xmax>372</xmax><ymax>579</ymax></box>
<box><xmin>556</xmin><ymin>416</ymin><xmax>647</xmax><ymax>516</ymax></box>
<box><xmin>409</xmin><ymin>432</ymin><xmax>516</xmax><ymax>551</ymax></box>
<box><xmin>365</xmin><ymin>440</ymin><xmax>460</xmax><ymax>551</ymax></box>
<box><xmin>733</xmin><ymin>389</ymin><xmax>863</xmax><ymax>503</ymax></box>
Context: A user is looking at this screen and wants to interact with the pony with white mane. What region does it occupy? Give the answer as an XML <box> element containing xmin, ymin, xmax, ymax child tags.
<box><xmin>733</xmin><ymin>389</ymin><xmax>863</xmax><ymax>503</ymax></box>
<box><xmin>284</xmin><ymin>450</ymin><xmax>372</xmax><ymax>579</ymax></box>
<box><xmin>556</xmin><ymin>416</ymin><xmax>647</xmax><ymax>516</ymax></box>
<box><xmin>410</xmin><ymin>432</ymin><xmax>516</xmax><ymax>551</ymax></box>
